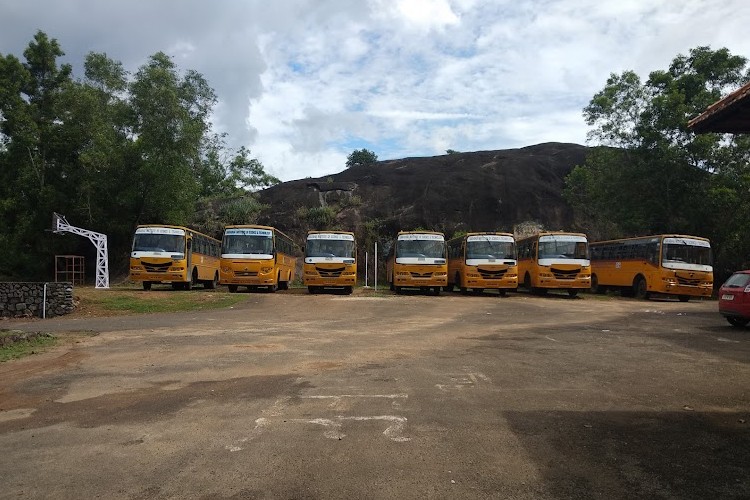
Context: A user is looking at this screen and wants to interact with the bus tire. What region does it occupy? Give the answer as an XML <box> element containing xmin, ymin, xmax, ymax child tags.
<box><xmin>498</xmin><ymin>289</ymin><xmax>507</xmax><ymax>297</ymax></box>
<box><xmin>308</xmin><ymin>286</ymin><xmax>316</xmax><ymax>294</ymax></box>
<box><xmin>444</xmin><ymin>284</ymin><xmax>454</xmax><ymax>292</ymax></box>
<box><xmin>395</xmin><ymin>286</ymin><xmax>402</xmax><ymax>294</ymax></box>
<box><xmin>633</xmin><ymin>276</ymin><xmax>648</xmax><ymax>300</ymax></box>
<box><xmin>433</xmin><ymin>287</ymin><xmax>441</xmax><ymax>296</ymax></box>
<box><xmin>345</xmin><ymin>286</ymin><xmax>353</xmax><ymax>295</ymax></box>
<box><xmin>568</xmin><ymin>289</ymin><xmax>579</xmax><ymax>298</ymax></box>
<box><xmin>184</xmin><ymin>269</ymin><xmax>198</xmax><ymax>291</ymax></box>
<box><xmin>678</xmin><ymin>295</ymin><xmax>690</xmax><ymax>302</ymax></box>
<box><xmin>228</xmin><ymin>285</ymin><xmax>238</xmax><ymax>293</ymax></box>
<box><xmin>524</xmin><ymin>273</ymin><xmax>532</xmax><ymax>291</ymax></box>
<box><xmin>460</xmin><ymin>287</ymin><xmax>468</xmax><ymax>294</ymax></box>
<box><xmin>142</xmin><ymin>281</ymin><xmax>152</xmax><ymax>291</ymax></box>
<box><xmin>473</xmin><ymin>288</ymin><xmax>484</xmax><ymax>294</ymax></box>
<box><xmin>591</xmin><ymin>274</ymin><xmax>606</xmax><ymax>294</ymax></box>
<box><xmin>268</xmin><ymin>284</ymin><xmax>278</xmax><ymax>293</ymax></box>
<box><xmin>205</xmin><ymin>272</ymin><xmax>218</xmax><ymax>290</ymax></box>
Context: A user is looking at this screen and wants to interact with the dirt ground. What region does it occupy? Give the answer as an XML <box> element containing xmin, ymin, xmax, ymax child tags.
<box><xmin>1</xmin><ymin>289</ymin><xmax>749</xmax><ymax>499</ymax></box>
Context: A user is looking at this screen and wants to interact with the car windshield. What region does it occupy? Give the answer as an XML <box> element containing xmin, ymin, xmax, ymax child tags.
<box><xmin>306</xmin><ymin>239</ymin><xmax>355</xmax><ymax>258</ymax></box>
<box><xmin>538</xmin><ymin>240</ymin><xmax>588</xmax><ymax>260</ymax></box>
<box><xmin>132</xmin><ymin>234</ymin><xmax>184</xmax><ymax>254</ymax></box>
<box><xmin>222</xmin><ymin>235</ymin><xmax>273</xmax><ymax>255</ymax></box>
<box><xmin>466</xmin><ymin>240</ymin><xmax>515</xmax><ymax>260</ymax></box>
<box><xmin>723</xmin><ymin>273</ymin><xmax>750</xmax><ymax>288</ymax></box>
<box><xmin>662</xmin><ymin>243</ymin><xmax>712</xmax><ymax>266</ymax></box>
<box><xmin>396</xmin><ymin>239</ymin><xmax>445</xmax><ymax>259</ymax></box>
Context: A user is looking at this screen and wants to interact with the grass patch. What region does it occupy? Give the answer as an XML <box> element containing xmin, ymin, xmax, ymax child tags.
<box><xmin>74</xmin><ymin>287</ymin><xmax>247</xmax><ymax>315</ymax></box>
<box><xmin>0</xmin><ymin>330</ymin><xmax>57</xmax><ymax>362</ymax></box>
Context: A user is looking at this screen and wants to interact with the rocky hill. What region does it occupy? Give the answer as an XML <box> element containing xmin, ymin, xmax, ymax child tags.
<box><xmin>255</xmin><ymin>142</ymin><xmax>590</xmax><ymax>249</ymax></box>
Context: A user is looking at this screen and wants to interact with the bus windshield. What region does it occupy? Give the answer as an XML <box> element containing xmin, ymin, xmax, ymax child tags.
<box><xmin>466</xmin><ymin>240</ymin><xmax>515</xmax><ymax>260</ymax></box>
<box><xmin>222</xmin><ymin>234</ymin><xmax>273</xmax><ymax>258</ymax></box>
<box><xmin>306</xmin><ymin>239</ymin><xmax>354</xmax><ymax>258</ymax></box>
<box><xmin>538</xmin><ymin>239</ymin><xmax>588</xmax><ymax>260</ymax></box>
<box><xmin>132</xmin><ymin>233</ymin><xmax>184</xmax><ymax>254</ymax></box>
<box><xmin>396</xmin><ymin>239</ymin><xmax>444</xmax><ymax>259</ymax></box>
<box><xmin>662</xmin><ymin>240</ymin><xmax>712</xmax><ymax>268</ymax></box>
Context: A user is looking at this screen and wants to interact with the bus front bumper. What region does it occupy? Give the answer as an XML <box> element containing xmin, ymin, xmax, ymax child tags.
<box><xmin>304</xmin><ymin>276</ymin><xmax>356</xmax><ymax>286</ymax></box>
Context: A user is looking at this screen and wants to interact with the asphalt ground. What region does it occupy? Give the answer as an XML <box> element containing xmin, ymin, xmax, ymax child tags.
<box><xmin>1</xmin><ymin>289</ymin><xmax>749</xmax><ymax>499</ymax></box>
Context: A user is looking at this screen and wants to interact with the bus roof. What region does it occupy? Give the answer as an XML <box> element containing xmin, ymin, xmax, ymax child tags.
<box><xmin>135</xmin><ymin>224</ymin><xmax>219</xmax><ymax>241</ymax></box>
<box><xmin>516</xmin><ymin>231</ymin><xmax>588</xmax><ymax>242</ymax></box>
<box><xmin>223</xmin><ymin>224</ymin><xmax>294</xmax><ymax>240</ymax></box>
<box><xmin>590</xmin><ymin>234</ymin><xmax>711</xmax><ymax>246</ymax></box>
<box><xmin>447</xmin><ymin>232</ymin><xmax>515</xmax><ymax>243</ymax></box>
<box><xmin>397</xmin><ymin>230</ymin><xmax>444</xmax><ymax>236</ymax></box>
<box><xmin>307</xmin><ymin>230</ymin><xmax>355</xmax><ymax>236</ymax></box>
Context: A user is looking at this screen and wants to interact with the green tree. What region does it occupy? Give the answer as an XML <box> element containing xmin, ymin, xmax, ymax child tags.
<box><xmin>0</xmin><ymin>31</ymin><xmax>74</xmax><ymax>278</ymax></box>
<box><xmin>564</xmin><ymin>46</ymin><xmax>750</xmax><ymax>275</ymax></box>
<box><xmin>0</xmin><ymin>32</ymin><xmax>282</xmax><ymax>279</ymax></box>
<box><xmin>346</xmin><ymin>148</ymin><xmax>378</xmax><ymax>168</ymax></box>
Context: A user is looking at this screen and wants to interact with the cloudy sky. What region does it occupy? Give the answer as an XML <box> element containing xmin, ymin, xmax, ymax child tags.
<box><xmin>1</xmin><ymin>0</ymin><xmax>749</xmax><ymax>181</ymax></box>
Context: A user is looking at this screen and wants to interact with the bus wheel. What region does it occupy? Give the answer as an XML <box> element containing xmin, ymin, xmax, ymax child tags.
<box><xmin>205</xmin><ymin>272</ymin><xmax>218</xmax><ymax>290</ymax></box>
<box><xmin>308</xmin><ymin>286</ymin><xmax>317</xmax><ymax>294</ymax></box>
<box><xmin>473</xmin><ymin>288</ymin><xmax>484</xmax><ymax>294</ymax></box>
<box><xmin>433</xmin><ymin>287</ymin><xmax>441</xmax><ymax>296</ymax></box>
<box><xmin>523</xmin><ymin>273</ymin><xmax>532</xmax><ymax>291</ymax></box>
<box><xmin>591</xmin><ymin>274</ymin><xmax>606</xmax><ymax>294</ymax></box>
<box><xmin>633</xmin><ymin>276</ymin><xmax>648</xmax><ymax>299</ymax></box>
<box><xmin>142</xmin><ymin>281</ymin><xmax>152</xmax><ymax>291</ymax></box>
<box><xmin>498</xmin><ymin>289</ymin><xmax>507</xmax><ymax>297</ymax></box>
<box><xmin>568</xmin><ymin>289</ymin><xmax>579</xmax><ymax>298</ymax></box>
<box><xmin>443</xmin><ymin>284</ymin><xmax>454</xmax><ymax>292</ymax></box>
<box><xmin>678</xmin><ymin>295</ymin><xmax>690</xmax><ymax>302</ymax></box>
<box><xmin>268</xmin><ymin>284</ymin><xmax>278</xmax><ymax>293</ymax></box>
<box><xmin>345</xmin><ymin>286</ymin><xmax>353</xmax><ymax>295</ymax></box>
<box><xmin>460</xmin><ymin>287</ymin><xmax>468</xmax><ymax>294</ymax></box>
<box><xmin>185</xmin><ymin>269</ymin><xmax>198</xmax><ymax>291</ymax></box>
<box><xmin>228</xmin><ymin>285</ymin><xmax>238</xmax><ymax>293</ymax></box>
<box><xmin>395</xmin><ymin>286</ymin><xmax>402</xmax><ymax>294</ymax></box>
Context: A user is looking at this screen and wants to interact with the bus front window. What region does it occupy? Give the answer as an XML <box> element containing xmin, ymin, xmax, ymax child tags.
<box><xmin>466</xmin><ymin>240</ymin><xmax>515</xmax><ymax>260</ymax></box>
<box><xmin>397</xmin><ymin>240</ymin><xmax>445</xmax><ymax>259</ymax></box>
<box><xmin>306</xmin><ymin>239</ymin><xmax>354</xmax><ymax>258</ymax></box>
<box><xmin>538</xmin><ymin>240</ymin><xmax>588</xmax><ymax>260</ymax></box>
<box><xmin>662</xmin><ymin>243</ymin><xmax>712</xmax><ymax>267</ymax></box>
<box><xmin>132</xmin><ymin>234</ymin><xmax>184</xmax><ymax>254</ymax></box>
<box><xmin>222</xmin><ymin>235</ymin><xmax>274</xmax><ymax>258</ymax></box>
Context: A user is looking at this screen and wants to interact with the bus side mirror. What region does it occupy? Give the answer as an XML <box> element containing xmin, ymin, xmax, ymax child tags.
<box><xmin>187</xmin><ymin>239</ymin><xmax>192</xmax><ymax>250</ymax></box>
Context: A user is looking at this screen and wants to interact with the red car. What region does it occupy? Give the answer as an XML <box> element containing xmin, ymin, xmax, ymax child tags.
<box><xmin>719</xmin><ymin>270</ymin><xmax>750</xmax><ymax>327</ymax></box>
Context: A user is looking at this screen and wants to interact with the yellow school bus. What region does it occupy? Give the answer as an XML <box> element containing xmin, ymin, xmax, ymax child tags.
<box><xmin>386</xmin><ymin>231</ymin><xmax>447</xmax><ymax>295</ymax></box>
<box><xmin>517</xmin><ymin>232</ymin><xmax>591</xmax><ymax>297</ymax></box>
<box><xmin>303</xmin><ymin>231</ymin><xmax>357</xmax><ymax>294</ymax></box>
<box><xmin>590</xmin><ymin>234</ymin><xmax>713</xmax><ymax>301</ymax></box>
<box><xmin>129</xmin><ymin>225</ymin><xmax>220</xmax><ymax>291</ymax></box>
<box><xmin>446</xmin><ymin>232</ymin><xmax>518</xmax><ymax>295</ymax></box>
<box><xmin>219</xmin><ymin>225</ymin><xmax>298</xmax><ymax>292</ymax></box>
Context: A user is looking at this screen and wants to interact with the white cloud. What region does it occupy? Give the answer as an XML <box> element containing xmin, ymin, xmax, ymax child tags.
<box><xmin>1</xmin><ymin>0</ymin><xmax>749</xmax><ymax>181</ymax></box>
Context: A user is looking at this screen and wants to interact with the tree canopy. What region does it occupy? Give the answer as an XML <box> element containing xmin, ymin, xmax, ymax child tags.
<box><xmin>346</xmin><ymin>148</ymin><xmax>378</xmax><ymax>168</ymax></box>
<box><xmin>0</xmin><ymin>31</ymin><xmax>278</xmax><ymax>280</ymax></box>
<box><xmin>564</xmin><ymin>46</ymin><xmax>750</xmax><ymax>279</ymax></box>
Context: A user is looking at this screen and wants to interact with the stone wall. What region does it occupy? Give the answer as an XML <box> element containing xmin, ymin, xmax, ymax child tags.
<box><xmin>0</xmin><ymin>282</ymin><xmax>75</xmax><ymax>318</ymax></box>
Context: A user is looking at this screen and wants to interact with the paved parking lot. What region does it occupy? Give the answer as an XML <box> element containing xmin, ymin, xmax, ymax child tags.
<box><xmin>1</xmin><ymin>290</ymin><xmax>749</xmax><ymax>499</ymax></box>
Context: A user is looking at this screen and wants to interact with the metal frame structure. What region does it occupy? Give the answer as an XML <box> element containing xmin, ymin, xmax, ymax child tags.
<box><xmin>55</xmin><ymin>255</ymin><xmax>85</xmax><ymax>285</ymax></box>
<box><xmin>52</xmin><ymin>213</ymin><xmax>109</xmax><ymax>288</ymax></box>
